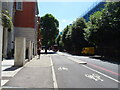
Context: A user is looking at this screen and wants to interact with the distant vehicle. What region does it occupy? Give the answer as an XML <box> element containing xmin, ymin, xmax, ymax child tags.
<box><xmin>52</xmin><ymin>45</ymin><xmax>58</xmax><ymax>52</ymax></box>
<box><xmin>81</xmin><ymin>47</ymin><xmax>95</xmax><ymax>55</ymax></box>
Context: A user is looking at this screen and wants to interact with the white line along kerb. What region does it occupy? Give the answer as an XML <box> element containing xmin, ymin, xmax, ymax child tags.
<box><xmin>50</xmin><ymin>56</ymin><xmax>58</xmax><ymax>89</ymax></box>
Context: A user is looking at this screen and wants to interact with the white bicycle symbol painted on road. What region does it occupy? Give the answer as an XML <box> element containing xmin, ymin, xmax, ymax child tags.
<box><xmin>58</xmin><ymin>67</ymin><xmax>68</xmax><ymax>71</ymax></box>
<box><xmin>85</xmin><ymin>74</ymin><xmax>104</xmax><ymax>81</ymax></box>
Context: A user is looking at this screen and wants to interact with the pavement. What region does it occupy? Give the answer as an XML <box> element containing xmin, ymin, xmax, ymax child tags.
<box><xmin>1</xmin><ymin>59</ymin><xmax>23</xmax><ymax>87</ymax></box>
<box><xmin>1</xmin><ymin>53</ymin><xmax>54</xmax><ymax>90</ymax></box>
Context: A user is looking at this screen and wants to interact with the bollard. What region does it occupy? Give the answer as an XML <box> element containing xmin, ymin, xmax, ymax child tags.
<box><xmin>14</xmin><ymin>37</ymin><xmax>26</xmax><ymax>66</ymax></box>
<box><xmin>28</xmin><ymin>41</ymin><xmax>32</xmax><ymax>60</ymax></box>
<box><xmin>31</xmin><ymin>42</ymin><xmax>34</xmax><ymax>58</ymax></box>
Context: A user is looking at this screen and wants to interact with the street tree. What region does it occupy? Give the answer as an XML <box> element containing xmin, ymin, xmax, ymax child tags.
<box><xmin>70</xmin><ymin>18</ymin><xmax>87</xmax><ymax>54</ymax></box>
<box><xmin>2</xmin><ymin>10</ymin><xmax>13</xmax><ymax>31</ymax></box>
<box><xmin>40</xmin><ymin>14</ymin><xmax>59</xmax><ymax>53</ymax></box>
<box><xmin>55</xmin><ymin>34</ymin><xmax>64</xmax><ymax>51</ymax></box>
<box><xmin>60</xmin><ymin>18</ymin><xmax>87</xmax><ymax>54</ymax></box>
<box><xmin>85</xmin><ymin>2</ymin><xmax>120</xmax><ymax>57</ymax></box>
<box><xmin>61</xmin><ymin>25</ymin><xmax>71</xmax><ymax>51</ymax></box>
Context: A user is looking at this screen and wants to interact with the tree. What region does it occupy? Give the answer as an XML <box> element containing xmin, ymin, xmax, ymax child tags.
<box><xmin>55</xmin><ymin>34</ymin><xmax>64</xmax><ymax>51</ymax></box>
<box><xmin>100</xmin><ymin>2</ymin><xmax>120</xmax><ymax>56</ymax></box>
<box><xmin>62</xmin><ymin>25</ymin><xmax>69</xmax><ymax>44</ymax></box>
<box><xmin>40</xmin><ymin>14</ymin><xmax>59</xmax><ymax>53</ymax></box>
<box><xmin>70</xmin><ymin>18</ymin><xmax>88</xmax><ymax>54</ymax></box>
<box><xmin>85</xmin><ymin>2</ymin><xmax>120</xmax><ymax>57</ymax></box>
<box><xmin>60</xmin><ymin>18</ymin><xmax>87</xmax><ymax>54</ymax></box>
<box><xmin>1</xmin><ymin>10</ymin><xmax>13</xmax><ymax>31</ymax></box>
<box><xmin>55</xmin><ymin>34</ymin><xmax>61</xmax><ymax>46</ymax></box>
<box><xmin>61</xmin><ymin>25</ymin><xmax>73</xmax><ymax>52</ymax></box>
<box><xmin>88</xmin><ymin>11</ymin><xmax>103</xmax><ymax>47</ymax></box>
<box><xmin>64</xmin><ymin>25</ymin><xmax>72</xmax><ymax>53</ymax></box>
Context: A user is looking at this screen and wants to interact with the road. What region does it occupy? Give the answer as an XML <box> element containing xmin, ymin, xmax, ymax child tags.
<box><xmin>50</xmin><ymin>51</ymin><xmax>120</xmax><ymax>89</ymax></box>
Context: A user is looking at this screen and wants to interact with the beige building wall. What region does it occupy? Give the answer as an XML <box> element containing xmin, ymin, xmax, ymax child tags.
<box><xmin>14</xmin><ymin>27</ymin><xmax>37</xmax><ymax>57</ymax></box>
<box><xmin>14</xmin><ymin>27</ymin><xmax>37</xmax><ymax>48</ymax></box>
<box><xmin>7</xmin><ymin>2</ymin><xmax>14</xmax><ymax>57</ymax></box>
<box><xmin>0</xmin><ymin>1</ymin><xmax>3</xmax><ymax>88</ymax></box>
<box><xmin>3</xmin><ymin>28</ymin><xmax>8</xmax><ymax>58</ymax></box>
<box><xmin>2</xmin><ymin>2</ymin><xmax>14</xmax><ymax>58</ymax></box>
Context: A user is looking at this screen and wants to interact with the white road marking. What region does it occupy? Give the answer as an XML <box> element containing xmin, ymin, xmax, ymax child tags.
<box><xmin>1</xmin><ymin>80</ymin><xmax>9</xmax><ymax>86</ymax></box>
<box><xmin>50</xmin><ymin>56</ymin><xmax>58</xmax><ymax>89</ymax></box>
<box><xmin>83</xmin><ymin>65</ymin><xmax>120</xmax><ymax>83</ymax></box>
<box><xmin>67</xmin><ymin>57</ymin><xmax>87</xmax><ymax>64</ymax></box>
<box><xmin>58</xmin><ymin>67</ymin><xmax>68</xmax><ymax>71</ymax></box>
<box><xmin>85</xmin><ymin>73</ymin><xmax>104</xmax><ymax>81</ymax></box>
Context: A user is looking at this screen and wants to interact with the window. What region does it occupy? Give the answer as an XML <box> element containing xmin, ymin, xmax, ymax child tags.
<box><xmin>16</xmin><ymin>2</ymin><xmax>23</xmax><ymax>10</ymax></box>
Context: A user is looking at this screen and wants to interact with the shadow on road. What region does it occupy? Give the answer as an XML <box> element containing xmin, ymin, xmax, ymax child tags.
<box><xmin>90</xmin><ymin>56</ymin><xmax>120</xmax><ymax>65</ymax></box>
<box><xmin>40</xmin><ymin>51</ymin><xmax>56</xmax><ymax>54</ymax></box>
<box><xmin>3</xmin><ymin>66</ymin><xmax>22</xmax><ymax>71</ymax></box>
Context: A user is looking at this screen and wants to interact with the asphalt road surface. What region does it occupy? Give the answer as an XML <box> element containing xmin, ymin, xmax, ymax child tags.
<box><xmin>51</xmin><ymin>52</ymin><xmax>120</xmax><ymax>89</ymax></box>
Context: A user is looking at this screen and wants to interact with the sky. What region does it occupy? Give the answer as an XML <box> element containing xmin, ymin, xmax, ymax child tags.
<box><xmin>38</xmin><ymin>2</ymin><xmax>96</xmax><ymax>32</ymax></box>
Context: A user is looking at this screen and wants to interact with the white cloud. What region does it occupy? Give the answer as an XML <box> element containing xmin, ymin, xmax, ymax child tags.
<box><xmin>61</xmin><ymin>19</ymin><xmax>75</xmax><ymax>23</ymax></box>
<box><xmin>68</xmin><ymin>18</ymin><xmax>76</xmax><ymax>24</ymax></box>
<box><xmin>61</xmin><ymin>19</ymin><xmax>68</xmax><ymax>23</ymax></box>
<box><xmin>69</xmin><ymin>20</ymin><xmax>73</xmax><ymax>24</ymax></box>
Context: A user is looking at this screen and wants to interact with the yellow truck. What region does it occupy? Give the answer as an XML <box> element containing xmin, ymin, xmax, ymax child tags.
<box><xmin>81</xmin><ymin>47</ymin><xmax>95</xmax><ymax>55</ymax></box>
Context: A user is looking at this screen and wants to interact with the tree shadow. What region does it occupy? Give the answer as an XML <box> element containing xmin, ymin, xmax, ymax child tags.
<box><xmin>90</xmin><ymin>56</ymin><xmax>120</xmax><ymax>65</ymax></box>
<box><xmin>3</xmin><ymin>66</ymin><xmax>22</xmax><ymax>71</ymax></box>
<box><xmin>40</xmin><ymin>51</ymin><xmax>56</xmax><ymax>54</ymax></box>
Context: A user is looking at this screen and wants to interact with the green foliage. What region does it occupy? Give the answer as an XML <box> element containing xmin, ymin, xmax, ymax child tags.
<box><xmin>55</xmin><ymin>34</ymin><xmax>61</xmax><ymax>46</ymax></box>
<box><xmin>86</xmin><ymin>11</ymin><xmax>103</xmax><ymax>46</ymax></box>
<box><xmin>40</xmin><ymin>14</ymin><xmax>59</xmax><ymax>49</ymax></box>
<box><xmin>64</xmin><ymin>26</ymin><xmax>72</xmax><ymax>52</ymax></box>
<box><xmin>62</xmin><ymin>25</ymin><xmax>70</xmax><ymax>44</ymax></box>
<box><xmin>56</xmin><ymin>2</ymin><xmax>120</xmax><ymax>57</ymax></box>
<box><xmin>84</xmin><ymin>2</ymin><xmax>120</xmax><ymax>57</ymax></box>
<box><xmin>58</xmin><ymin>18</ymin><xmax>88</xmax><ymax>54</ymax></box>
<box><xmin>55</xmin><ymin>34</ymin><xmax>64</xmax><ymax>51</ymax></box>
<box><xmin>1</xmin><ymin>10</ymin><xmax>13</xmax><ymax>31</ymax></box>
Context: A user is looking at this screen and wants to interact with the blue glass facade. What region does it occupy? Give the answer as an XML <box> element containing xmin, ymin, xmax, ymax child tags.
<box><xmin>83</xmin><ymin>2</ymin><xmax>106</xmax><ymax>22</ymax></box>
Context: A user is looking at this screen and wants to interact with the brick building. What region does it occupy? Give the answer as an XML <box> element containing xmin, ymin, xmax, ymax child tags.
<box><xmin>37</xmin><ymin>17</ymin><xmax>41</xmax><ymax>50</ymax></box>
<box><xmin>14</xmin><ymin>2</ymin><xmax>39</xmax><ymax>56</ymax></box>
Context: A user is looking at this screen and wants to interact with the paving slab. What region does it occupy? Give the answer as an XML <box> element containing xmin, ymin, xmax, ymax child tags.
<box><xmin>2</xmin><ymin>55</ymin><xmax>53</xmax><ymax>89</ymax></box>
<box><xmin>1</xmin><ymin>59</ymin><xmax>23</xmax><ymax>86</ymax></box>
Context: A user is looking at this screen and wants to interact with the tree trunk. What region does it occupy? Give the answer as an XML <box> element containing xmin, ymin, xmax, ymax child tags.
<box><xmin>45</xmin><ymin>45</ymin><xmax>47</xmax><ymax>54</ymax></box>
